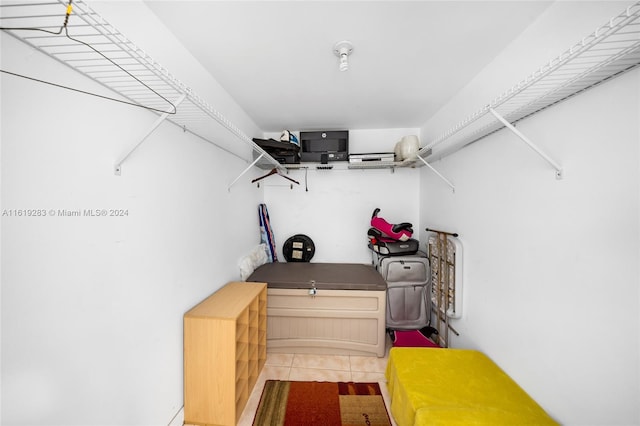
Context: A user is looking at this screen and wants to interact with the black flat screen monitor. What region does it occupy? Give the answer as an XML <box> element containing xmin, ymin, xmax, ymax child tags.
<box><xmin>300</xmin><ymin>130</ymin><xmax>348</xmax><ymax>163</ymax></box>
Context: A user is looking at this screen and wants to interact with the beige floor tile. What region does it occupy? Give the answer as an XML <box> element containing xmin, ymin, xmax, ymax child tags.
<box><xmin>265</xmin><ymin>352</ymin><xmax>294</xmax><ymax>367</ymax></box>
<box><xmin>259</xmin><ymin>365</ymin><xmax>291</xmax><ymax>381</ymax></box>
<box><xmin>350</xmin><ymin>355</ymin><xmax>389</xmax><ymax>373</ymax></box>
<box><xmin>289</xmin><ymin>367</ymin><xmax>352</xmax><ymax>382</ymax></box>
<box><xmin>292</xmin><ymin>353</ymin><xmax>350</xmax><ymax>371</ymax></box>
<box><xmin>352</xmin><ymin>371</ymin><xmax>387</xmax><ymax>383</ymax></box>
<box><xmin>237</xmin><ymin>355</ymin><xmax>399</xmax><ymax>426</ymax></box>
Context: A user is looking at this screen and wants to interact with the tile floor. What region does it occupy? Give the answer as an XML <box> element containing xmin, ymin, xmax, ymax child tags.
<box><xmin>237</xmin><ymin>342</ymin><xmax>398</xmax><ymax>426</ymax></box>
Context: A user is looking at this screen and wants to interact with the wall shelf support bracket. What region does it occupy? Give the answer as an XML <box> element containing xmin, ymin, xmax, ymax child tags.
<box><xmin>416</xmin><ymin>155</ymin><xmax>455</xmax><ymax>192</ymax></box>
<box><xmin>489</xmin><ymin>108</ymin><xmax>563</xmax><ymax>180</ymax></box>
<box><xmin>228</xmin><ymin>153</ymin><xmax>265</xmax><ymax>191</ymax></box>
<box><xmin>114</xmin><ymin>93</ymin><xmax>188</xmax><ymax>175</ymax></box>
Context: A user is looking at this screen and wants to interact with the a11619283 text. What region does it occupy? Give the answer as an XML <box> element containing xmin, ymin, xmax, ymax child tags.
<box><xmin>1</xmin><ymin>209</ymin><xmax>129</xmax><ymax>217</ymax></box>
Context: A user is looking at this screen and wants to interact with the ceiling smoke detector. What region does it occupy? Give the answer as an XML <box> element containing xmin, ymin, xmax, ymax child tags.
<box><xmin>333</xmin><ymin>40</ymin><xmax>353</xmax><ymax>72</ymax></box>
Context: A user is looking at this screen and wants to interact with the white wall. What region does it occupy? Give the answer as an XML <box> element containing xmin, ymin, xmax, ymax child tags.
<box><xmin>5</xmin><ymin>2</ymin><xmax>639</xmax><ymax>425</ymax></box>
<box><xmin>263</xmin><ymin>128</ymin><xmax>421</xmax><ymax>264</ymax></box>
<box><xmin>0</xmin><ymin>9</ymin><xmax>267</xmax><ymax>426</ymax></box>
<box><xmin>419</xmin><ymin>2</ymin><xmax>640</xmax><ymax>425</ymax></box>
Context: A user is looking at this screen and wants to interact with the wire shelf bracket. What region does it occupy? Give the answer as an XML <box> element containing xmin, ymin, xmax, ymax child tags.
<box><xmin>228</xmin><ymin>153</ymin><xmax>264</xmax><ymax>191</ymax></box>
<box><xmin>488</xmin><ymin>108</ymin><xmax>563</xmax><ymax>180</ymax></box>
<box><xmin>416</xmin><ymin>154</ymin><xmax>455</xmax><ymax>192</ymax></box>
<box><xmin>115</xmin><ymin>92</ymin><xmax>188</xmax><ymax>176</ymax></box>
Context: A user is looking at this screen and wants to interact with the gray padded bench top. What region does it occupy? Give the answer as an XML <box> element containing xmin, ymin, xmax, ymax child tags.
<box><xmin>247</xmin><ymin>262</ymin><xmax>387</xmax><ymax>291</ymax></box>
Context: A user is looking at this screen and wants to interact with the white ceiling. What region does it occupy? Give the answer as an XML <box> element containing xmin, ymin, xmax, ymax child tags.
<box><xmin>145</xmin><ymin>1</ymin><xmax>552</xmax><ymax>132</ymax></box>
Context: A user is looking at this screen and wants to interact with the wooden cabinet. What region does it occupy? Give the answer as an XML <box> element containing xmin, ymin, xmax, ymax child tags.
<box><xmin>184</xmin><ymin>281</ymin><xmax>267</xmax><ymax>426</ymax></box>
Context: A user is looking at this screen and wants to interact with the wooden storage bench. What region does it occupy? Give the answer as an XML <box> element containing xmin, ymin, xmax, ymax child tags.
<box><xmin>247</xmin><ymin>262</ymin><xmax>387</xmax><ymax>357</ymax></box>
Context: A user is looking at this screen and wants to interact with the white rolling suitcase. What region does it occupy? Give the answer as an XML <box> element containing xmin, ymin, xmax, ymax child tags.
<box><xmin>373</xmin><ymin>252</ymin><xmax>431</xmax><ymax>330</ymax></box>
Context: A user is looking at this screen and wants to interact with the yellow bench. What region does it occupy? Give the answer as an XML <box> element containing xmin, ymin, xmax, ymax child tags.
<box><xmin>385</xmin><ymin>347</ymin><xmax>559</xmax><ymax>426</ymax></box>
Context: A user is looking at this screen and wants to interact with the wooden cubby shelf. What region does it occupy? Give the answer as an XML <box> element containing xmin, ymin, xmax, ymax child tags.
<box><xmin>183</xmin><ymin>281</ymin><xmax>267</xmax><ymax>426</ymax></box>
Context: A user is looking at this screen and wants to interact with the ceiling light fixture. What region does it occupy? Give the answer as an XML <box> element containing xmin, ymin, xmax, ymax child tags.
<box><xmin>333</xmin><ymin>40</ymin><xmax>353</xmax><ymax>72</ymax></box>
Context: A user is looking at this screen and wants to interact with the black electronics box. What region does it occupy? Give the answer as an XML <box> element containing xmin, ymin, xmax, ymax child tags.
<box><xmin>252</xmin><ymin>138</ymin><xmax>300</xmax><ymax>164</ymax></box>
<box><xmin>300</xmin><ymin>130</ymin><xmax>348</xmax><ymax>163</ymax></box>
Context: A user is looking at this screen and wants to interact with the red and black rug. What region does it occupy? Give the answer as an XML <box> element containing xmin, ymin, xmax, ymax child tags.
<box><xmin>252</xmin><ymin>380</ymin><xmax>392</xmax><ymax>426</ymax></box>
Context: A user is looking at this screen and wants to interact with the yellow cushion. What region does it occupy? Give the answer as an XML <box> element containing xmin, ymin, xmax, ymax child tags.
<box><xmin>385</xmin><ymin>347</ymin><xmax>558</xmax><ymax>426</ymax></box>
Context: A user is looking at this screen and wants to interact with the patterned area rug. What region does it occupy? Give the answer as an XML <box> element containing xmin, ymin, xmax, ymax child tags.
<box><xmin>253</xmin><ymin>380</ymin><xmax>392</xmax><ymax>426</ymax></box>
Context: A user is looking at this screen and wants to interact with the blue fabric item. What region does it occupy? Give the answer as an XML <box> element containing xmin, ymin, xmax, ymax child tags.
<box><xmin>259</xmin><ymin>204</ymin><xmax>277</xmax><ymax>263</ymax></box>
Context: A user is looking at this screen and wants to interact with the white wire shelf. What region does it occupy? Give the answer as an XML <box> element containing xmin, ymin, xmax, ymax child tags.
<box><xmin>4</xmin><ymin>1</ymin><xmax>640</xmax><ymax>178</ymax></box>
<box><xmin>293</xmin><ymin>160</ymin><xmax>415</xmax><ymax>170</ymax></box>
<box><xmin>272</xmin><ymin>157</ymin><xmax>423</xmax><ymax>171</ymax></box>
<box><xmin>422</xmin><ymin>2</ymin><xmax>640</xmax><ymax>162</ymax></box>
<box><xmin>0</xmin><ymin>0</ymin><xmax>283</xmax><ymax>173</ymax></box>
